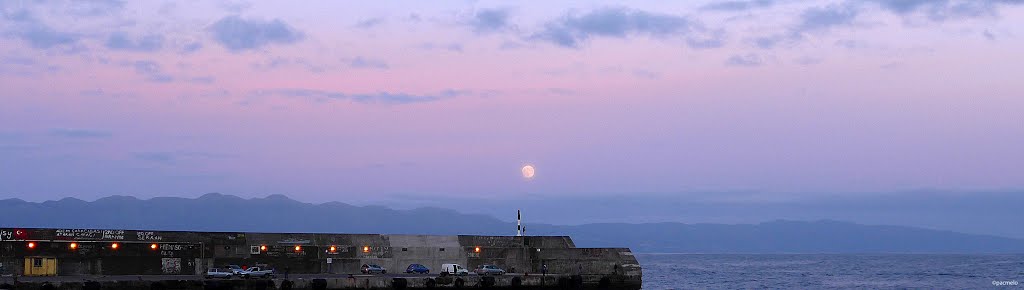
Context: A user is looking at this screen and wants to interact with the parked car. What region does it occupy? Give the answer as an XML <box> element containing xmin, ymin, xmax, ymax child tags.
<box><xmin>205</xmin><ymin>268</ymin><xmax>233</xmax><ymax>279</ymax></box>
<box><xmin>241</xmin><ymin>266</ymin><xmax>275</xmax><ymax>278</ymax></box>
<box><xmin>226</xmin><ymin>265</ymin><xmax>246</xmax><ymax>275</ymax></box>
<box><xmin>440</xmin><ymin>264</ymin><xmax>469</xmax><ymax>276</ymax></box>
<box><xmin>361</xmin><ymin>264</ymin><xmax>386</xmax><ymax>274</ymax></box>
<box><xmin>405</xmin><ymin>264</ymin><xmax>429</xmax><ymax>274</ymax></box>
<box><xmin>474</xmin><ymin>264</ymin><xmax>506</xmax><ymax>275</ymax></box>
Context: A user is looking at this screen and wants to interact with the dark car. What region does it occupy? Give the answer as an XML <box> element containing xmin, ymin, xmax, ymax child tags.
<box><xmin>361</xmin><ymin>264</ymin><xmax>386</xmax><ymax>274</ymax></box>
<box><xmin>405</xmin><ymin>264</ymin><xmax>429</xmax><ymax>274</ymax></box>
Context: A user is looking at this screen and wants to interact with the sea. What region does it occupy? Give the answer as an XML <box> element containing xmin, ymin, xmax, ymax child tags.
<box><xmin>636</xmin><ymin>254</ymin><xmax>1024</xmax><ymax>289</ymax></box>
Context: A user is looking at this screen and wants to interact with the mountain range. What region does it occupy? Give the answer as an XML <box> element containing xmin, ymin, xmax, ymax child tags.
<box><xmin>2</xmin><ymin>193</ymin><xmax>1022</xmax><ymax>253</ymax></box>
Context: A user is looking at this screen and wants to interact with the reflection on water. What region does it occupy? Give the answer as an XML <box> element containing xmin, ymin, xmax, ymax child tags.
<box><xmin>637</xmin><ymin>253</ymin><xmax>1024</xmax><ymax>289</ymax></box>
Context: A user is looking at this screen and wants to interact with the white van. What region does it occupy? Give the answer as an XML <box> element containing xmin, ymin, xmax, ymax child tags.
<box><xmin>440</xmin><ymin>264</ymin><xmax>469</xmax><ymax>276</ymax></box>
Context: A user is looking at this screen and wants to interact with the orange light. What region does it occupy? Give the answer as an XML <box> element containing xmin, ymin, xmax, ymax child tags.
<box><xmin>111</xmin><ymin>243</ymin><xmax>119</xmax><ymax>250</ymax></box>
<box><xmin>362</xmin><ymin>246</ymin><xmax>369</xmax><ymax>253</ymax></box>
<box><xmin>475</xmin><ymin>247</ymin><xmax>481</xmax><ymax>253</ymax></box>
<box><xmin>294</xmin><ymin>245</ymin><xmax>301</xmax><ymax>251</ymax></box>
<box><xmin>329</xmin><ymin>246</ymin><xmax>337</xmax><ymax>252</ymax></box>
<box><xmin>69</xmin><ymin>243</ymin><xmax>78</xmax><ymax>250</ymax></box>
<box><xmin>150</xmin><ymin>243</ymin><xmax>159</xmax><ymax>250</ymax></box>
<box><xmin>27</xmin><ymin>242</ymin><xmax>36</xmax><ymax>249</ymax></box>
<box><xmin>260</xmin><ymin>245</ymin><xmax>267</xmax><ymax>251</ymax></box>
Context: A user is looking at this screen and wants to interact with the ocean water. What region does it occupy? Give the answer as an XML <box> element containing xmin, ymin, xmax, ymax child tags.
<box><xmin>636</xmin><ymin>254</ymin><xmax>1024</xmax><ymax>289</ymax></box>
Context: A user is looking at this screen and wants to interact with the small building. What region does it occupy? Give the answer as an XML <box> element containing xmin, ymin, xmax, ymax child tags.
<box><xmin>23</xmin><ymin>256</ymin><xmax>57</xmax><ymax>276</ymax></box>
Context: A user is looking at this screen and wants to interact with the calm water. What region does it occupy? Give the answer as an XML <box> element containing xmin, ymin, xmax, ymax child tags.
<box><xmin>637</xmin><ymin>254</ymin><xmax>1024</xmax><ymax>289</ymax></box>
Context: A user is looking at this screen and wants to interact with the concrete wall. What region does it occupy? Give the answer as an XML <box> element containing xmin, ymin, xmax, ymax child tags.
<box><xmin>0</xmin><ymin>228</ymin><xmax>639</xmax><ymax>281</ymax></box>
<box><xmin>1</xmin><ymin>273</ymin><xmax>642</xmax><ymax>289</ymax></box>
<box><xmin>531</xmin><ymin>247</ymin><xmax>641</xmax><ymax>278</ymax></box>
<box><xmin>390</xmin><ymin>235</ymin><xmax>462</xmax><ymax>274</ymax></box>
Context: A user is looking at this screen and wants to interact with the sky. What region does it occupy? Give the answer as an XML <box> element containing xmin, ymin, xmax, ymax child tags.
<box><xmin>1</xmin><ymin>0</ymin><xmax>1023</xmax><ymax>205</ymax></box>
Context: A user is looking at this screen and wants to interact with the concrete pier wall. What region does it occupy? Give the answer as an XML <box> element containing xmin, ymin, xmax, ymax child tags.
<box><xmin>0</xmin><ymin>228</ymin><xmax>640</xmax><ymax>289</ymax></box>
<box><xmin>1</xmin><ymin>274</ymin><xmax>638</xmax><ymax>289</ymax></box>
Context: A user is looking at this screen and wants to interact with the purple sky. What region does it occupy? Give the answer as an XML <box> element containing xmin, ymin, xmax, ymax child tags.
<box><xmin>1</xmin><ymin>0</ymin><xmax>1022</xmax><ymax>203</ymax></box>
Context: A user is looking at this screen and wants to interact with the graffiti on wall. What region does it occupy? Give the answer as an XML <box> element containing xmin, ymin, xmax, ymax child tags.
<box><xmin>102</xmin><ymin>230</ymin><xmax>125</xmax><ymax>240</ymax></box>
<box><xmin>53</xmin><ymin>229</ymin><xmax>125</xmax><ymax>240</ymax></box>
<box><xmin>50</xmin><ymin>229</ymin><xmax>167</xmax><ymax>241</ymax></box>
<box><xmin>136</xmin><ymin>231</ymin><xmax>164</xmax><ymax>241</ymax></box>
<box><xmin>161</xmin><ymin>258</ymin><xmax>181</xmax><ymax>274</ymax></box>
<box><xmin>55</xmin><ymin>229</ymin><xmax>102</xmax><ymax>239</ymax></box>
<box><xmin>160</xmin><ymin>244</ymin><xmax>186</xmax><ymax>257</ymax></box>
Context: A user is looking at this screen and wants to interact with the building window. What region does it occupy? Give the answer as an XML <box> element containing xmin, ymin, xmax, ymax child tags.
<box><xmin>439</xmin><ymin>248</ymin><xmax>445</xmax><ymax>252</ymax></box>
<box><xmin>402</xmin><ymin>248</ymin><xmax>408</xmax><ymax>252</ymax></box>
<box><xmin>33</xmin><ymin>258</ymin><xmax>43</xmax><ymax>267</ymax></box>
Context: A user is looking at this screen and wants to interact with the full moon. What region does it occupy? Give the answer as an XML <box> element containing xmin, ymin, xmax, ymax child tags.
<box><xmin>521</xmin><ymin>165</ymin><xmax>536</xmax><ymax>179</ymax></box>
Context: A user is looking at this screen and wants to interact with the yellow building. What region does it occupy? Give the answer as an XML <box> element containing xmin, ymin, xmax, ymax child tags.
<box><xmin>23</xmin><ymin>257</ymin><xmax>58</xmax><ymax>276</ymax></box>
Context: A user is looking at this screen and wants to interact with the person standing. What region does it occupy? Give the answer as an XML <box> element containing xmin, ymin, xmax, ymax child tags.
<box><xmin>542</xmin><ymin>264</ymin><xmax>548</xmax><ymax>276</ymax></box>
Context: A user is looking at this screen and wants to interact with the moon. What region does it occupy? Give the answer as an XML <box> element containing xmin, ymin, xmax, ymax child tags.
<box><xmin>521</xmin><ymin>165</ymin><xmax>536</xmax><ymax>179</ymax></box>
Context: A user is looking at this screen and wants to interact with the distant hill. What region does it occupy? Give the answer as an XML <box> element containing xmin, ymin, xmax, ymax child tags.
<box><xmin>2</xmin><ymin>194</ymin><xmax>1022</xmax><ymax>253</ymax></box>
<box><xmin>528</xmin><ymin>221</ymin><xmax>1024</xmax><ymax>253</ymax></box>
<box><xmin>0</xmin><ymin>193</ymin><xmax>512</xmax><ymax>235</ymax></box>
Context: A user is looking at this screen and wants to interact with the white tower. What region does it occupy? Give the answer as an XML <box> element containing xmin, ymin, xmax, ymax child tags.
<box><xmin>517</xmin><ymin>209</ymin><xmax>522</xmax><ymax>236</ymax></box>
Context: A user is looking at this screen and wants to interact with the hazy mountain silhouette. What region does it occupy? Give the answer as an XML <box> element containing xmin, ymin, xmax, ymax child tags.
<box><xmin>527</xmin><ymin>221</ymin><xmax>1024</xmax><ymax>253</ymax></box>
<box><xmin>0</xmin><ymin>193</ymin><xmax>510</xmax><ymax>235</ymax></box>
<box><xmin>2</xmin><ymin>194</ymin><xmax>1022</xmax><ymax>253</ymax></box>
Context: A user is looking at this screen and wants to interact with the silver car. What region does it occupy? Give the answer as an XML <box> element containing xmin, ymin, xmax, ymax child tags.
<box><xmin>361</xmin><ymin>264</ymin><xmax>386</xmax><ymax>274</ymax></box>
<box><xmin>241</xmin><ymin>266</ymin><xmax>275</xmax><ymax>278</ymax></box>
<box><xmin>205</xmin><ymin>268</ymin><xmax>233</xmax><ymax>279</ymax></box>
<box><xmin>226</xmin><ymin>264</ymin><xmax>246</xmax><ymax>275</ymax></box>
<box><xmin>473</xmin><ymin>265</ymin><xmax>505</xmax><ymax>275</ymax></box>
